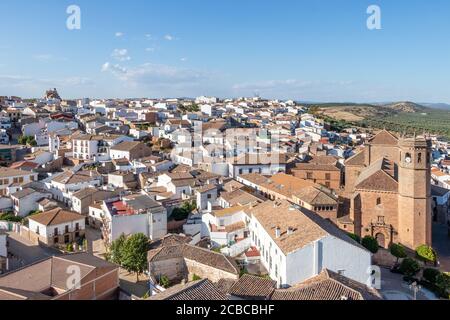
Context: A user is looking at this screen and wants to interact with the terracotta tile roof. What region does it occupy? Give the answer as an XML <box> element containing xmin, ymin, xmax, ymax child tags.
<box><xmin>0</xmin><ymin>253</ymin><xmax>118</xmax><ymax>300</ymax></box>
<box><xmin>212</xmin><ymin>205</ymin><xmax>247</xmax><ymax>218</ymax></box>
<box><xmin>0</xmin><ymin>168</ymin><xmax>34</xmax><ymax>178</ymax></box>
<box><xmin>354</xmin><ymin>158</ymin><xmax>398</xmax><ymax>192</ymax></box>
<box><xmin>28</xmin><ymin>208</ymin><xmax>84</xmax><ymax>226</ymax></box>
<box><xmin>369</xmin><ymin>130</ymin><xmax>398</xmax><ymax>145</ymax></box>
<box><xmin>246</xmin><ymin>200</ymin><xmax>365</xmax><ymax>255</ymax></box>
<box><xmin>293</xmin><ymin>186</ymin><xmax>338</xmax><ymax>206</ymax></box>
<box><xmin>345</xmin><ymin>149</ymin><xmax>366</xmax><ymax>166</ymax></box>
<box><xmin>271</xmin><ymin>269</ymin><xmax>381</xmax><ymax>300</ymax></box>
<box><xmin>293</xmin><ymin>163</ymin><xmax>340</xmax><ymax>172</ymax></box>
<box><xmin>148</xmin><ymin>244</ymin><xmax>240</xmax><ymax>275</ymax></box>
<box><xmin>52</xmin><ymin>170</ymin><xmax>100</xmax><ymax>185</ymax></box>
<box><xmin>110</xmin><ymin>141</ymin><xmax>146</xmax><ymax>152</ymax></box>
<box><xmin>147</xmin><ymin>279</ymin><xmax>226</xmax><ymax>300</ymax></box>
<box><xmin>228</xmin><ymin>274</ymin><xmax>276</xmax><ymax>299</ymax></box>
<box><xmin>220</xmin><ymin>189</ymin><xmax>265</xmax><ymax>206</ymax></box>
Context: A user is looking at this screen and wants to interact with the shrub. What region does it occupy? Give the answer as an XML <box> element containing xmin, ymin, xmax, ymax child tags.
<box><xmin>399</xmin><ymin>258</ymin><xmax>421</xmax><ymax>277</ymax></box>
<box><xmin>239</xmin><ymin>268</ymin><xmax>249</xmax><ymax>277</ymax></box>
<box><xmin>423</xmin><ymin>268</ymin><xmax>441</xmax><ymax>284</ymax></box>
<box><xmin>66</xmin><ymin>243</ymin><xmax>74</xmax><ymax>252</ymax></box>
<box><xmin>416</xmin><ymin>245</ymin><xmax>437</xmax><ymax>264</ymax></box>
<box><xmin>390</xmin><ymin>243</ymin><xmax>407</xmax><ymax>263</ymax></box>
<box><xmin>436</xmin><ymin>272</ymin><xmax>450</xmax><ymax>296</ymax></box>
<box><xmin>159</xmin><ymin>275</ymin><xmax>170</xmax><ymax>289</ymax></box>
<box><xmin>0</xmin><ymin>213</ymin><xmax>22</xmax><ymax>223</ymax></box>
<box><xmin>361</xmin><ymin>236</ymin><xmax>379</xmax><ymax>254</ymax></box>
<box><xmin>348</xmin><ymin>233</ymin><xmax>361</xmax><ymax>243</ymax></box>
<box><xmin>192</xmin><ymin>274</ymin><xmax>201</xmax><ymax>281</ymax></box>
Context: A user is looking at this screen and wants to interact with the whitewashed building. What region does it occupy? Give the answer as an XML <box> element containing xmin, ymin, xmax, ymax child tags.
<box><xmin>247</xmin><ymin>200</ymin><xmax>372</xmax><ymax>288</ymax></box>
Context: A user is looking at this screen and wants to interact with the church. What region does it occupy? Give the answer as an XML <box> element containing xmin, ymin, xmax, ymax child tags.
<box><xmin>338</xmin><ymin>130</ymin><xmax>432</xmax><ymax>250</ymax></box>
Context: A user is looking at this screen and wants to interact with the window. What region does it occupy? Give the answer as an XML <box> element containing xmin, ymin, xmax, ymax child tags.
<box><xmin>65</xmin><ymin>225</ymin><xmax>69</xmax><ymax>233</ymax></box>
<box><xmin>418</xmin><ymin>153</ymin><xmax>422</xmax><ymax>164</ymax></box>
<box><xmin>376</xmin><ymin>197</ymin><xmax>381</xmax><ymax>206</ymax></box>
<box><xmin>75</xmin><ymin>223</ymin><xmax>79</xmax><ymax>231</ymax></box>
<box><xmin>54</xmin><ymin>228</ymin><xmax>58</xmax><ymax>236</ymax></box>
<box><xmin>207</xmin><ymin>194</ymin><xmax>212</xmax><ymax>199</ymax></box>
<box><xmin>325</xmin><ymin>181</ymin><xmax>331</xmax><ymax>188</ymax></box>
<box><xmin>306</xmin><ymin>172</ymin><xmax>313</xmax><ymax>179</ymax></box>
<box><xmin>325</xmin><ymin>173</ymin><xmax>331</xmax><ymax>180</ymax></box>
<box><xmin>377</xmin><ymin>216</ymin><xmax>385</xmax><ymax>224</ymax></box>
<box><xmin>238</xmin><ymin>169</ymin><xmax>243</xmax><ymax>175</ymax></box>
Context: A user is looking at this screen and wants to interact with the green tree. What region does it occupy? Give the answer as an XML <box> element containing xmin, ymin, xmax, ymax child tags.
<box><xmin>390</xmin><ymin>243</ymin><xmax>407</xmax><ymax>264</ymax></box>
<box><xmin>109</xmin><ymin>234</ymin><xmax>127</xmax><ymax>265</ymax></box>
<box><xmin>121</xmin><ymin>233</ymin><xmax>149</xmax><ymax>281</ymax></box>
<box><xmin>435</xmin><ymin>272</ymin><xmax>450</xmax><ymax>297</ymax></box>
<box><xmin>416</xmin><ymin>244</ymin><xmax>437</xmax><ymax>265</ymax></box>
<box><xmin>347</xmin><ymin>233</ymin><xmax>361</xmax><ymax>243</ymax></box>
<box><xmin>423</xmin><ymin>268</ymin><xmax>441</xmax><ymax>284</ymax></box>
<box><xmin>361</xmin><ymin>236</ymin><xmax>379</xmax><ymax>254</ymax></box>
<box><xmin>399</xmin><ymin>258</ymin><xmax>420</xmax><ymax>277</ymax></box>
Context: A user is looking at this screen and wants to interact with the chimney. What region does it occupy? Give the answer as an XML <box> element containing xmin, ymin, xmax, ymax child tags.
<box><xmin>287</xmin><ymin>227</ymin><xmax>294</xmax><ymax>235</ymax></box>
<box><xmin>275</xmin><ymin>226</ymin><xmax>281</xmax><ymax>238</ymax></box>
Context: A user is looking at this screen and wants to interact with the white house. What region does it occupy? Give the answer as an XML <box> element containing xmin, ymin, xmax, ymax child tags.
<box><xmin>101</xmin><ymin>193</ymin><xmax>167</xmax><ymax>244</ymax></box>
<box><xmin>227</xmin><ymin>153</ymin><xmax>288</xmax><ymax>178</ymax></box>
<box><xmin>196</xmin><ymin>184</ymin><xmax>218</xmax><ymax>211</ymax></box>
<box><xmin>201</xmin><ymin>206</ymin><xmax>249</xmax><ymax>247</ymax></box>
<box><xmin>247</xmin><ymin>200</ymin><xmax>372</xmax><ymax>288</ymax></box>
<box><xmin>11</xmin><ymin>188</ymin><xmax>53</xmax><ymax>217</ymax></box>
<box><xmin>0</xmin><ymin>168</ymin><xmax>39</xmax><ymax>197</ymax></box>
<box><xmin>28</xmin><ymin>208</ymin><xmax>86</xmax><ymax>246</ymax></box>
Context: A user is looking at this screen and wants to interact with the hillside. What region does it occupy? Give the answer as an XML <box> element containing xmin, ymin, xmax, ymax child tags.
<box><xmin>307</xmin><ymin>101</ymin><xmax>450</xmax><ymax>139</ymax></box>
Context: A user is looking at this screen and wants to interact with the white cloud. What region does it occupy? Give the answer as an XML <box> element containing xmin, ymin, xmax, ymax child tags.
<box><xmin>101</xmin><ymin>62</ymin><xmax>127</xmax><ymax>78</ymax></box>
<box><xmin>164</xmin><ymin>34</ymin><xmax>174</xmax><ymax>41</ymax></box>
<box><xmin>180</xmin><ymin>57</ymin><xmax>188</xmax><ymax>62</ymax></box>
<box><xmin>102</xmin><ymin>62</ymin><xmax>211</xmax><ymax>86</ymax></box>
<box><xmin>145</xmin><ymin>34</ymin><xmax>153</xmax><ymax>40</ymax></box>
<box><xmin>115</xmin><ymin>32</ymin><xmax>124</xmax><ymax>37</ymax></box>
<box><xmin>111</xmin><ymin>49</ymin><xmax>131</xmax><ymax>61</ymax></box>
<box><xmin>145</xmin><ymin>48</ymin><xmax>155</xmax><ymax>52</ymax></box>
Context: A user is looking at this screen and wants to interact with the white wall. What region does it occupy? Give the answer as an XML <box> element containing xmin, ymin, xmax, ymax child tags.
<box><xmin>0</xmin><ymin>233</ymin><xmax>6</xmax><ymax>258</ymax></box>
<box><xmin>29</xmin><ymin>217</ymin><xmax>85</xmax><ymax>238</ymax></box>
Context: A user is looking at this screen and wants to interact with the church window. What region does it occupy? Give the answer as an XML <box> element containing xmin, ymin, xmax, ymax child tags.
<box><xmin>418</xmin><ymin>153</ymin><xmax>422</xmax><ymax>164</ymax></box>
<box><xmin>376</xmin><ymin>197</ymin><xmax>381</xmax><ymax>206</ymax></box>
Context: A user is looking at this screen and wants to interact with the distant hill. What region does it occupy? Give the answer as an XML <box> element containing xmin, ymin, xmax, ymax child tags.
<box><xmin>420</xmin><ymin>102</ymin><xmax>450</xmax><ymax>110</ymax></box>
<box><xmin>308</xmin><ymin>101</ymin><xmax>433</xmax><ymax>122</ymax></box>
<box><xmin>382</xmin><ymin>101</ymin><xmax>427</xmax><ymax>113</ymax></box>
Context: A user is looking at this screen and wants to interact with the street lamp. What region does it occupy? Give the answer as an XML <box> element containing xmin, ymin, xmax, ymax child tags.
<box><xmin>409</xmin><ymin>281</ymin><xmax>422</xmax><ymax>300</ymax></box>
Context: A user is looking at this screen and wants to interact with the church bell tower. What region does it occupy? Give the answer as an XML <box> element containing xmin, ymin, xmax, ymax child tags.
<box><xmin>397</xmin><ymin>135</ymin><xmax>432</xmax><ymax>249</ymax></box>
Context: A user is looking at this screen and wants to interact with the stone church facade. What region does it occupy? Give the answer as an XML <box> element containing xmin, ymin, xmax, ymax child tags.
<box><xmin>339</xmin><ymin>130</ymin><xmax>432</xmax><ymax>250</ymax></box>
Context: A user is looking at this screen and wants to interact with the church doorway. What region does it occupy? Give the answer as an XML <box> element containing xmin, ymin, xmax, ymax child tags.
<box><xmin>375</xmin><ymin>233</ymin><xmax>386</xmax><ymax>248</ymax></box>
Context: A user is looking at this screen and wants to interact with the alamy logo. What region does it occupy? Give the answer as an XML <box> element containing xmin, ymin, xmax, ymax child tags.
<box><xmin>66</xmin><ymin>265</ymin><xmax>82</xmax><ymax>290</ymax></box>
<box><xmin>367</xmin><ymin>5</ymin><xmax>382</xmax><ymax>30</ymax></box>
<box><xmin>66</xmin><ymin>5</ymin><xmax>81</xmax><ymax>30</ymax></box>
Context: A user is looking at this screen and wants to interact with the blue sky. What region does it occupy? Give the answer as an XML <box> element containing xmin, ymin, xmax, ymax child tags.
<box><xmin>1</xmin><ymin>0</ymin><xmax>450</xmax><ymax>102</ymax></box>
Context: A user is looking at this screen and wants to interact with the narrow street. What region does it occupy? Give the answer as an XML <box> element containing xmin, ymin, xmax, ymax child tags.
<box><xmin>432</xmin><ymin>223</ymin><xmax>450</xmax><ymax>272</ymax></box>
